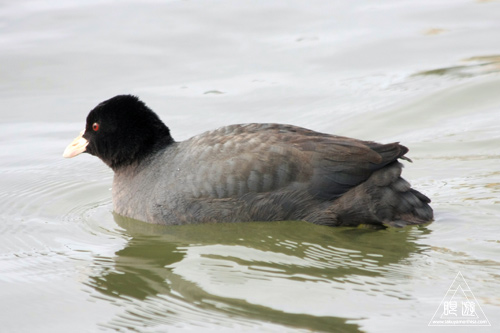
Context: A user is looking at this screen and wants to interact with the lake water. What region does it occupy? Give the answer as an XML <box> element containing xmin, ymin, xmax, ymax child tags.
<box><xmin>1</xmin><ymin>1</ymin><xmax>499</xmax><ymax>332</ymax></box>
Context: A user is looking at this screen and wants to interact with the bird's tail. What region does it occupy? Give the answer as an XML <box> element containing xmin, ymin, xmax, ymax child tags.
<box><xmin>317</xmin><ymin>162</ymin><xmax>433</xmax><ymax>227</ymax></box>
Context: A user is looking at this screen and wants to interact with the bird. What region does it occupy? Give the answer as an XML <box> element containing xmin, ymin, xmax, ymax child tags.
<box><xmin>63</xmin><ymin>95</ymin><xmax>433</xmax><ymax>227</ymax></box>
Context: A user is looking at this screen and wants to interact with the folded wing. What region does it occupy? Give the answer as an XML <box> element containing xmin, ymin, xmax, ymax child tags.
<box><xmin>179</xmin><ymin>124</ymin><xmax>409</xmax><ymax>201</ymax></box>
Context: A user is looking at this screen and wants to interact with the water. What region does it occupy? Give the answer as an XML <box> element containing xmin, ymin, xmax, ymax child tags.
<box><xmin>1</xmin><ymin>1</ymin><xmax>499</xmax><ymax>332</ymax></box>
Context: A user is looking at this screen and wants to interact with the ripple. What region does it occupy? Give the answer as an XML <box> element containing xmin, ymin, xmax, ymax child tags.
<box><xmin>0</xmin><ymin>123</ymin><xmax>125</xmax><ymax>288</ymax></box>
<box><xmin>166</xmin><ymin>242</ymin><xmax>420</xmax><ymax>319</ymax></box>
<box><xmin>87</xmin><ymin>223</ymin><xmax>425</xmax><ymax>325</ymax></box>
<box><xmin>101</xmin><ymin>293</ymin><xmax>309</xmax><ymax>332</ymax></box>
<box><xmin>414</xmin><ymin>55</ymin><xmax>500</xmax><ymax>78</ymax></box>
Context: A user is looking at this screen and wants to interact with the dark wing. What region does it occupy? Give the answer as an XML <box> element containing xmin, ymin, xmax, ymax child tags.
<box><xmin>177</xmin><ymin>123</ymin><xmax>409</xmax><ymax>200</ymax></box>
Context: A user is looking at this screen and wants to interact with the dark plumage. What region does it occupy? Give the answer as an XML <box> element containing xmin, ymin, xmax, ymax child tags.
<box><xmin>63</xmin><ymin>95</ymin><xmax>433</xmax><ymax>227</ymax></box>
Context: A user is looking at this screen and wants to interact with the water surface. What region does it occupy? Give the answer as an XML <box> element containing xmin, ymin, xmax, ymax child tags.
<box><xmin>1</xmin><ymin>1</ymin><xmax>500</xmax><ymax>332</ymax></box>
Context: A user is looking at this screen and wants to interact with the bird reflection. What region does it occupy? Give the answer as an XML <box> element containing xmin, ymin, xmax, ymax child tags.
<box><xmin>87</xmin><ymin>214</ymin><xmax>430</xmax><ymax>332</ymax></box>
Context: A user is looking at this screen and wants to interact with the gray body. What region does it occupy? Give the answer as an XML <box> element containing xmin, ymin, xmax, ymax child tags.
<box><xmin>112</xmin><ymin>123</ymin><xmax>432</xmax><ymax>226</ymax></box>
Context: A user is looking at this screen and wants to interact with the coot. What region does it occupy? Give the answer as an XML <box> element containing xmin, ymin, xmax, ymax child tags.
<box><xmin>63</xmin><ymin>95</ymin><xmax>433</xmax><ymax>227</ymax></box>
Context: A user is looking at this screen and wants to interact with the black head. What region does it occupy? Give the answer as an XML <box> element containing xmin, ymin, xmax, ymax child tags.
<box><xmin>64</xmin><ymin>95</ymin><xmax>174</xmax><ymax>170</ymax></box>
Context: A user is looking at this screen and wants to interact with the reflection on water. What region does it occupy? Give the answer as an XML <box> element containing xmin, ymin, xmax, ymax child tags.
<box><xmin>86</xmin><ymin>214</ymin><xmax>429</xmax><ymax>331</ymax></box>
<box><xmin>414</xmin><ymin>55</ymin><xmax>500</xmax><ymax>78</ymax></box>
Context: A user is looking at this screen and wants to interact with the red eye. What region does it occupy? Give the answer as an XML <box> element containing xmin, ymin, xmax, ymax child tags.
<box><xmin>92</xmin><ymin>123</ymin><xmax>99</xmax><ymax>131</ymax></box>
